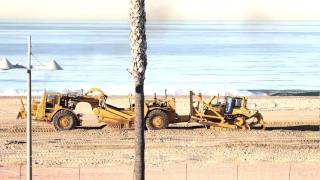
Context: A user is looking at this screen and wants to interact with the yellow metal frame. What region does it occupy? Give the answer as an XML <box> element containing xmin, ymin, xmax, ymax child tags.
<box><xmin>192</xmin><ymin>94</ymin><xmax>224</xmax><ymax>121</ymax></box>
<box><xmin>85</xmin><ymin>87</ymin><xmax>106</xmax><ymax>100</ymax></box>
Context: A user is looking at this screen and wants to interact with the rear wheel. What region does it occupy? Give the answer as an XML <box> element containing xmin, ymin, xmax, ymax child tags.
<box><xmin>52</xmin><ymin>110</ymin><xmax>77</xmax><ymax>131</ymax></box>
<box><xmin>146</xmin><ymin>110</ymin><xmax>169</xmax><ymax>130</ymax></box>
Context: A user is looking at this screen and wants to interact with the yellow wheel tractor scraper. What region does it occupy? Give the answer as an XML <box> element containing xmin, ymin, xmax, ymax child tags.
<box><xmin>17</xmin><ymin>88</ymin><xmax>188</xmax><ymax>130</ymax></box>
<box><xmin>17</xmin><ymin>88</ymin><xmax>265</xmax><ymax>131</ymax></box>
<box><xmin>189</xmin><ymin>91</ymin><xmax>266</xmax><ymax>130</ymax></box>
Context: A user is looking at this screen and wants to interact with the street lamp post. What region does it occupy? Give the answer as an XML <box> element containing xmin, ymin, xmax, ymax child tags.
<box><xmin>27</xmin><ymin>36</ymin><xmax>32</xmax><ymax>180</ymax></box>
<box><xmin>0</xmin><ymin>35</ymin><xmax>62</xmax><ymax>180</ymax></box>
<box><xmin>26</xmin><ymin>36</ymin><xmax>32</xmax><ymax>180</ymax></box>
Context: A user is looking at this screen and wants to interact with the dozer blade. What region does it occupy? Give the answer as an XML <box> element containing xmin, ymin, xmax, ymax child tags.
<box><xmin>16</xmin><ymin>98</ymin><xmax>26</xmax><ymax>120</ymax></box>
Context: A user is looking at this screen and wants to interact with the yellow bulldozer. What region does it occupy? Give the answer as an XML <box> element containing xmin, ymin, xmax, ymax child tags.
<box><xmin>17</xmin><ymin>88</ymin><xmax>188</xmax><ymax>131</ymax></box>
<box><xmin>189</xmin><ymin>91</ymin><xmax>266</xmax><ymax>129</ymax></box>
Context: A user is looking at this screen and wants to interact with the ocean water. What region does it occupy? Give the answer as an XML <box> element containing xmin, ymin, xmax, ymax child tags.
<box><xmin>0</xmin><ymin>21</ymin><xmax>319</xmax><ymax>96</ymax></box>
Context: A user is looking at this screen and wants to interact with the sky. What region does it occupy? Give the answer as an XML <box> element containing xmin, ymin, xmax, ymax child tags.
<box><xmin>0</xmin><ymin>0</ymin><xmax>320</xmax><ymax>21</ymax></box>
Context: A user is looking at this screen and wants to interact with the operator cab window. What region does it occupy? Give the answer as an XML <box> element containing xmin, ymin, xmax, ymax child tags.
<box><xmin>234</xmin><ymin>98</ymin><xmax>242</xmax><ymax>107</ymax></box>
<box><xmin>226</xmin><ymin>97</ymin><xmax>233</xmax><ymax>104</ymax></box>
<box><xmin>46</xmin><ymin>95</ymin><xmax>59</xmax><ymax>109</ymax></box>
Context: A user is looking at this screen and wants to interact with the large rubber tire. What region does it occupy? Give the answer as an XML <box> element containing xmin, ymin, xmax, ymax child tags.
<box><xmin>52</xmin><ymin>110</ymin><xmax>77</xmax><ymax>131</ymax></box>
<box><xmin>146</xmin><ymin>110</ymin><xmax>169</xmax><ymax>130</ymax></box>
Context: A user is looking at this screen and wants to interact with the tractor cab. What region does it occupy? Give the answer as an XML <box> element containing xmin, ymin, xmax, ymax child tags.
<box><xmin>224</xmin><ymin>96</ymin><xmax>248</xmax><ymax>115</ymax></box>
<box><xmin>33</xmin><ymin>92</ymin><xmax>63</xmax><ymax>120</ymax></box>
<box><xmin>45</xmin><ymin>93</ymin><xmax>61</xmax><ymax>112</ymax></box>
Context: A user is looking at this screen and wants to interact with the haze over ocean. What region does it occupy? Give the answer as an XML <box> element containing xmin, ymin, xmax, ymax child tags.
<box><xmin>0</xmin><ymin>21</ymin><xmax>319</xmax><ymax>95</ymax></box>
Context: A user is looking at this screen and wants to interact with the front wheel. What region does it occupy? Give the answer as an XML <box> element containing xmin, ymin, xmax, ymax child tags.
<box><xmin>52</xmin><ymin>110</ymin><xmax>77</xmax><ymax>131</ymax></box>
<box><xmin>146</xmin><ymin>110</ymin><xmax>169</xmax><ymax>130</ymax></box>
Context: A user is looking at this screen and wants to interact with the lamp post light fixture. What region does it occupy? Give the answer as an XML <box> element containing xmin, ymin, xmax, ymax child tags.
<box><xmin>0</xmin><ymin>36</ymin><xmax>62</xmax><ymax>180</ymax></box>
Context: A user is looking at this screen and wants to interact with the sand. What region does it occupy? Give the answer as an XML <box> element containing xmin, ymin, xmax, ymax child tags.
<box><xmin>0</xmin><ymin>96</ymin><xmax>319</xmax><ymax>179</ymax></box>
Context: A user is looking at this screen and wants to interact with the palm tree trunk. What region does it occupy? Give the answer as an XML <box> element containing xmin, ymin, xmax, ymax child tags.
<box><xmin>130</xmin><ymin>0</ymin><xmax>147</xmax><ymax>179</ymax></box>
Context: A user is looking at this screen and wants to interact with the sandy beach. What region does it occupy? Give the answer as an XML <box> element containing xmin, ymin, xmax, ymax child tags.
<box><xmin>0</xmin><ymin>95</ymin><xmax>319</xmax><ymax>179</ymax></box>
<box><xmin>1</xmin><ymin>2</ymin><xmax>320</xmax><ymax>179</ymax></box>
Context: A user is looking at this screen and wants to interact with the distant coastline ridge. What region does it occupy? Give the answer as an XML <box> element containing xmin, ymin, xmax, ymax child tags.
<box><xmin>247</xmin><ymin>89</ymin><xmax>320</xmax><ymax>96</ymax></box>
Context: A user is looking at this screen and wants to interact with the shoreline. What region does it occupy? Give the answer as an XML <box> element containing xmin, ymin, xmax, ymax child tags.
<box><xmin>0</xmin><ymin>89</ymin><xmax>319</xmax><ymax>97</ymax></box>
<box><xmin>0</xmin><ymin>94</ymin><xmax>319</xmax><ymax>99</ymax></box>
